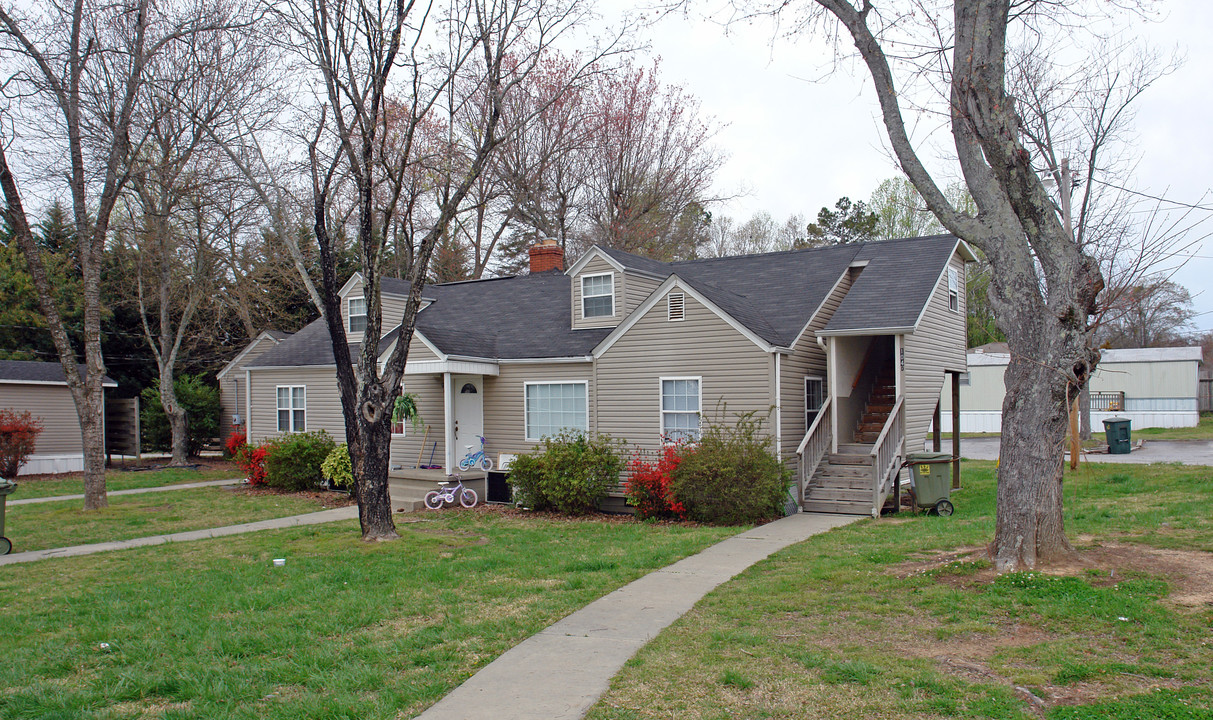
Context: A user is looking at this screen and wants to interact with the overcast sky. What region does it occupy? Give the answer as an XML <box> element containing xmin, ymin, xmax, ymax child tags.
<box><xmin>607</xmin><ymin>0</ymin><xmax>1213</xmax><ymax>332</ymax></box>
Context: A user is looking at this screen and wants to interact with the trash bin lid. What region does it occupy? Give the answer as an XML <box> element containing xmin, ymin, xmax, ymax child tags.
<box><xmin>1102</xmin><ymin>417</ymin><xmax>1130</xmax><ymax>424</ymax></box>
<box><xmin>907</xmin><ymin>452</ymin><xmax>953</xmax><ymax>462</ymax></box>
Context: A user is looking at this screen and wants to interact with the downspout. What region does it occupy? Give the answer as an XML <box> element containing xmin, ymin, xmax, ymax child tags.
<box><xmin>245</xmin><ymin>369</ymin><xmax>252</xmax><ymax>442</ymax></box>
<box><xmin>773</xmin><ymin>352</ymin><xmax>782</xmax><ymax>458</ymax></box>
<box><xmin>443</xmin><ymin>372</ymin><xmax>453</xmax><ymax>471</ymax></box>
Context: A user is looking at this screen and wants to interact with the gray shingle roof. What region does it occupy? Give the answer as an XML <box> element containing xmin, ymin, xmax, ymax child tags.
<box><xmin>248</xmin><ymin>234</ymin><xmax>961</xmax><ymax>366</ymax></box>
<box><xmin>822</xmin><ymin>234</ymin><xmax>959</xmax><ymax>334</ymax></box>
<box><xmin>0</xmin><ymin>360</ymin><xmax>117</xmax><ymax>386</ymax></box>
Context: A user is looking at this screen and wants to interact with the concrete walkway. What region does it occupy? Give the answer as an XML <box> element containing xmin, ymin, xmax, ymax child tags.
<box><xmin>9</xmin><ymin>478</ymin><xmax>243</xmax><ymax>506</ymax></box>
<box><xmin>0</xmin><ymin>506</ymin><xmax>358</xmax><ymax>566</ymax></box>
<box><xmin>417</xmin><ymin>511</ymin><xmax>860</xmax><ymax>720</ymax></box>
<box><xmin>937</xmin><ymin>437</ymin><xmax>1213</xmax><ymax>465</ymax></box>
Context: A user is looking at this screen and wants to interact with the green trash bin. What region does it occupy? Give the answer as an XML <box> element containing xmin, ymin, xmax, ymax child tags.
<box><xmin>0</xmin><ymin>478</ymin><xmax>16</xmax><ymax>555</ymax></box>
<box><xmin>907</xmin><ymin>452</ymin><xmax>954</xmax><ymax>516</ymax></box>
<box><xmin>1103</xmin><ymin>417</ymin><xmax>1132</xmax><ymax>455</ymax></box>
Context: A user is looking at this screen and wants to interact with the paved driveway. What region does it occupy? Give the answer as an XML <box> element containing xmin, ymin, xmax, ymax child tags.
<box><xmin>932</xmin><ymin>438</ymin><xmax>1213</xmax><ymax>466</ymax></box>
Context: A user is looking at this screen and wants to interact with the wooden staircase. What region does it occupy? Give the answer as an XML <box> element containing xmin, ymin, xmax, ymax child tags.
<box><xmin>801</xmin><ymin>371</ymin><xmax>897</xmax><ymax>515</ymax></box>
<box><xmin>854</xmin><ymin>370</ymin><xmax>896</xmax><ymax>443</ymax></box>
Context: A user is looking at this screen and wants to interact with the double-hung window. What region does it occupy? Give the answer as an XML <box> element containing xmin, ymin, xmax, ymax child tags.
<box><xmin>946</xmin><ymin>267</ymin><xmax>960</xmax><ymax>313</ymax></box>
<box><xmin>805</xmin><ymin>377</ymin><xmax>825</xmax><ymax>428</ymax></box>
<box><xmin>661</xmin><ymin>377</ymin><xmax>701</xmax><ymax>443</ymax></box>
<box><xmin>348</xmin><ymin>296</ymin><xmax>367</xmax><ymax>332</ymax></box>
<box><xmin>525</xmin><ymin>382</ymin><xmax>588</xmax><ymax>441</ymax></box>
<box><xmin>581</xmin><ymin>273</ymin><xmax>614</xmax><ymax>318</ymax></box>
<box><xmin>277</xmin><ymin>386</ymin><xmax>306</xmax><ymax>432</ymax></box>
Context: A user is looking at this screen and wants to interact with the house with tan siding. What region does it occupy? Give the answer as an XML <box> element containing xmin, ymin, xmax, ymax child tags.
<box><xmin>234</xmin><ymin>236</ymin><xmax>974</xmax><ymax>516</ymax></box>
<box><xmin>0</xmin><ymin>361</ymin><xmax>117</xmax><ymax>476</ymax></box>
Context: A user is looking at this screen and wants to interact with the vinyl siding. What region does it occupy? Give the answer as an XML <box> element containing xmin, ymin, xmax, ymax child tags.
<box><xmin>623</xmin><ymin>271</ymin><xmax>663</xmax><ymax>315</ymax></box>
<box><xmin>218</xmin><ymin>335</ymin><xmax>281</xmax><ymax>440</ymax></box>
<box><xmin>390</xmin><ymin>372</ymin><xmax>446</xmax><ymax>469</ymax></box>
<box><xmin>482</xmin><ymin>363</ymin><xmax>595</xmax><ymax>456</ymax></box>
<box><xmin>571</xmin><ymin>256</ymin><xmax>621</xmax><ymax>330</ymax></box>
<box><xmin>0</xmin><ymin>383</ymin><xmax>83</xmax><ymax>455</ymax></box>
<box><xmin>596</xmin><ymin>288</ymin><xmax>773</xmax><ymax>453</ymax></box>
<box><xmin>902</xmin><ymin>252</ymin><xmax>968</xmax><ymax>450</ymax></box>
<box><xmin>248</xmin><ymin>367</ymin><xmax>345</xmax><ymax>443</ymax></box>
<box><xmin>779</xmin><ymin>270</ymin><xmax>852</xmax><ymax>469</ymax></box>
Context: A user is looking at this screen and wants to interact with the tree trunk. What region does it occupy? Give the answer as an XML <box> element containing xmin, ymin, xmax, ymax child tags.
<box><xmin>80</xmin><ymin>392</ymin><xmax>108</xmax><ymax>510</ymax></box>
<box><xmin>160</xmin><ymin>374</ymin><xmax>189</xmax><ymax>466</ymax></box>
<box><xmin>992</xmin><ymin>349</ymin><xmax>1077</xmax><ymax>571</ymax></box>
<box><xmin>354</xmin><ymin>398</ymin><xmax>399</xmax><ymax>541</ymax></box>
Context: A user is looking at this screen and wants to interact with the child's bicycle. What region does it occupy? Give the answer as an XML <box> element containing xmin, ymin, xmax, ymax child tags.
<box><xmin>424</xmin><ymin>474</ymin><xmax>479</xmax><ymax>510</ymax></box>
<box><xmin>458</xmin><ymin>436</ymin><xmax>493</xmax><ymax>471</ymax></box>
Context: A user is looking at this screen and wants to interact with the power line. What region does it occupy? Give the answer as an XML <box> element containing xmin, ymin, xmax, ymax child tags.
<box><xmin>1088</xmin><ymin>178</ymin><xmax>1213</xmax><ymax>213</ymax></box>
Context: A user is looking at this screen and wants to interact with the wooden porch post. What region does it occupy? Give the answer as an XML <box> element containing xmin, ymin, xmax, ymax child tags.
<box><xmin>951</xmin><ymin>371</ymin><xmax>961</xmax><ymax>489</ymax></box>
<box><xmin>932</xmin><ymin>401</ymin><xmax>942</xmax><ymax>452</ymax></box>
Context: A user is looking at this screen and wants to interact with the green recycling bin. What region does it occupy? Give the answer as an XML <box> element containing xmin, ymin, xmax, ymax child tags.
<box><xmin>907</xmin><ymin>452</ymin><xmax>954</xmax><ymax>516</ymax></box>
<box><xmin>0</xmin><ymin>478</ymin><xmax>16</xmax><ymax>555</ymax></box>
<box><xmin>1103</xmin><ymin>417</ymin><xmax>1132</xmax><ymax>455</ymax></box>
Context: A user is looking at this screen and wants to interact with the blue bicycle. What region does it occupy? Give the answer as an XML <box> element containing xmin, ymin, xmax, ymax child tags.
<box><xmin>458</xmin><ymin>436</ymin><xmax>493</xmax><ymax>471</ymax></box>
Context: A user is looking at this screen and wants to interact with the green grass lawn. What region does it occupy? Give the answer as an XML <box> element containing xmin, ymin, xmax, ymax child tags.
<box><xmin>5</xmin><ymin>487</ymin><xmax>343</xmax><ymax>553</ymax></box>
<box><xmin>12</xmin><ymin>464</ymin><xmax>243</xmax><ymax>500</ymax></box>
<box><xmin>586</xmin><ymin>461</ymin><xmax>1213</xmax><ymax>720</ymax></box>
<box><xmin>1132</xmin><ymin>412</ymin><xmax>1213</xmax><ymax>441</ymax></box>
<box><xmin>0</xmin><ymin>511</ymin><xmax>737</xmax><ymax>719</ymax></box>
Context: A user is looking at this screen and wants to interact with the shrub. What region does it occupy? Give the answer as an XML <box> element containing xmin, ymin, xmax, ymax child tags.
<box><xmin>263</xmin><ymin>430</ymin><xmax>336</xmax><ymax>491</ymax></box>
<box><xmin>235</xmin><ymin>444</ymin><xmax>269</xmax><ymax>486</ymax></box>
<box><xmin>669</xmin><ymin>411</ymin><xmax>790</xmax><ymax>525</ymax></box>
<box><xmin>140</xmin><ymin>374</ymin><xmax>221</xmax><ymax>456</ymax></box>
<box><xmin>320</xmin><ymin>443</ymin><xmax>353</xmax><ymax>490</ymax></box>
<box><xmin>625</xmin><ymin>442</ymin><xmax>688</xmax><ymax>520</ymax></box>
<box><xmin>0</xmin><ymin>409</ymin><xmax>43</xmax><ymax>478</ymax></box>
<box><xmin>224</xmin><ymin>431</ymin><xmax>247</xmax><ymax>460</ymax></box>
<box><xmin>507</xmin><ymin>431</ymin><xmax>624</xmax><ymax>515</ymax></box>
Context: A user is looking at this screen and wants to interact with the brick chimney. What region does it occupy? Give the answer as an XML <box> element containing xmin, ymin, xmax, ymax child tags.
<box><xmin>528</xmin><ymin>238</ymin><xmax>564</xmax><ymax>273</ymax></box>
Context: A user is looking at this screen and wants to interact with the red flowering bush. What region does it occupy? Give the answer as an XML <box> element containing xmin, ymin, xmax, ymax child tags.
<box><xmin>224</xmin><ymin>430</ymin><xmax>247</xmax><ymax>459</ymax></box>
<box><xmin>235</xmin><ymin>444</ymin><xmax>269</xmax><ymax>486</ymax></box>
<box><xmin>0</xmin><ymin>409</ymin><xmax>43</xmax><ymax>478</ymax></box>
<box><xmin>625</xmin><ymin>442</ymin><xmax>688</xmax><ymax>520</ymax></box>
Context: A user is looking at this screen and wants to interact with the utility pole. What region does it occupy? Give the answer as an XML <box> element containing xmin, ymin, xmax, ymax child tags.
<box><xmin>1061</xmin><ymin>158</ymin><xmax>1081</xmax><ymax>472</ymax></box>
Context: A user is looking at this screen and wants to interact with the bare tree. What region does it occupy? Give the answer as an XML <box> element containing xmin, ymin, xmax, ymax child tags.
<box><xmin>750</xmin><ymin>0</ymin><xmax>1115</xmax><ymax>571</ymax></box>
<box><xmin>1098</xmin><ymin>276</ymin><xmax>1197</xmax><ymax>348</ymax></box>
<box><xmin>288</xmin><ymin>0</ymin><xmax>617</xmax><ymax>540</ymax></box>
<box><xmin>0</xmin><ymin>0</ymin><xmax>224</xmax><ymax>508</ymax></box>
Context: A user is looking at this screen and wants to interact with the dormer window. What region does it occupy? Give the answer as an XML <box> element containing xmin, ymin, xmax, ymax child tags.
<box><xmin>348</xmin><ymin>297</ymin><xmax>367</xmax><ymax>332</ymax></box>
<box><xmin>581</xmin><ymin>272</ymin><xmax>614</xmax><ymax>319</ymax></box>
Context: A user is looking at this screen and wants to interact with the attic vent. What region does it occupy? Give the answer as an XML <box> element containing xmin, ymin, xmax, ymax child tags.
<box><xmin>667</xmin><ymin>292</ymin><xmax>685</xmax><ymax>322</ymax></box>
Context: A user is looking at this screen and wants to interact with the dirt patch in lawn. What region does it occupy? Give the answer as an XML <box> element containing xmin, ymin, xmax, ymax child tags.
<box><xmin>233</xmin><ymin>486</ymin><xmax>356</xmax><ymax>507</ymax></box>
<box><xmin>892</xmin><ymin>541</ymin><xmax>1213</xmax><ymax>608</ymax></box>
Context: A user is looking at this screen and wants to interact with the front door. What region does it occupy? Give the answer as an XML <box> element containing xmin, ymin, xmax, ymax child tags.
<box><xmin>453</xmin><ymin>375</ymin><xmax>484</xmax><ymax>464</ymax></box>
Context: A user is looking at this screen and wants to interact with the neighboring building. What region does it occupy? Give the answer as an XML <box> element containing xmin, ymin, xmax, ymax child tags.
<box><xmin>941</xmin><ymin>345</ymin><xmax>1204</xmax><ymax>432</ymax></box>
<box><xmin>217</xmin><ymin>330</ymin><xmax>291</xmax><ymax>441</ymax></box>
<box><xmin>0</xmin><ymin>360</ymin><xmax>117</xmax><ymax>475</ymax></box>
<box><xmin>232</xmin><ymin>235</ymin><xmax>974</xmax><ymax>516</ymax></box>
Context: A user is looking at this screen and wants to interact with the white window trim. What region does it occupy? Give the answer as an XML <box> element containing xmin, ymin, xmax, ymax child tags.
<box><xmin>580</xmin><ymin>271</ymin><xmax>615</xmax><ymax>319</ymax></box>
<box><xmin>659</xmin><ymin>376</ymin><xmax>702</xmax><ymax>444</ymax></box>
<box><xmin>946</xmin><ymin>267</ymin><xmax>960</xmax><ymax>314</ymax></box>
<box><xmin>347</xmin><ymin>296</ymin><xmax>367</xmax><ymax>332</ymax></box>
<box><xmin>523</xmin><ymin>380</ymin><xmax>589</xmax><ymax>442</ymax></box>
<box><xmin>276</xmin><ymin>385</ymin><xmax>306</xmax><ymax>433</ymax></box>
<box><xmin>804</xmin><ymin>375</ymin><xmax>825</xmax><ymax>428</ymax></box>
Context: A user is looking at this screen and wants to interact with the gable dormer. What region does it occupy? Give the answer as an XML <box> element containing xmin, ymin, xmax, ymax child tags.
<box><xmin>564</xmin><ymin>245</ymin><xmax>669</xmax><ymax>330</ymax></box>
<box><xmin>338</xmin><ymin>273</ymin><xmax>416</xmax><ymax>344</ymax></box>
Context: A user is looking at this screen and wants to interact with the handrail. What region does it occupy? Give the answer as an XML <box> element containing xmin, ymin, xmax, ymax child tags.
<box><xmin>868</xmin><ymin>395</ymin><xmax>905</xmax><ymax>517</ymax></box>
<box><xmin>795</xmin><ymin>397</ymin><xmax>833</xmax><ymax>502</ymax></box>
<box><xmin>797</xmin><ymin>397</ymin><xmax>832</xmax><ymax>455</ymax></box>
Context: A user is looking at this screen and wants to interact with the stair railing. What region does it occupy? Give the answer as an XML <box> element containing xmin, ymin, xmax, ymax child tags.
<box><xmin>795</xmin><ymin>397</ymin><xmax>833</xmax><ymax>502</ymax></box>
<box><xmin>868</xmin><ymin>395</ymin><xmax>904</xmax><ymax>518</ymax></box>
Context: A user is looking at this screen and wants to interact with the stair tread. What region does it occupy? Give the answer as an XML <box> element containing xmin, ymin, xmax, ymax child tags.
<box><xmin>801</xmin><ymin>500</ymin><xmax>874</xmax><ymax>515</ymax></box>
<box><xmin>828</xmin><ymin>453</ymin><xmax>875</xmax><ymax>465</ymax></box>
